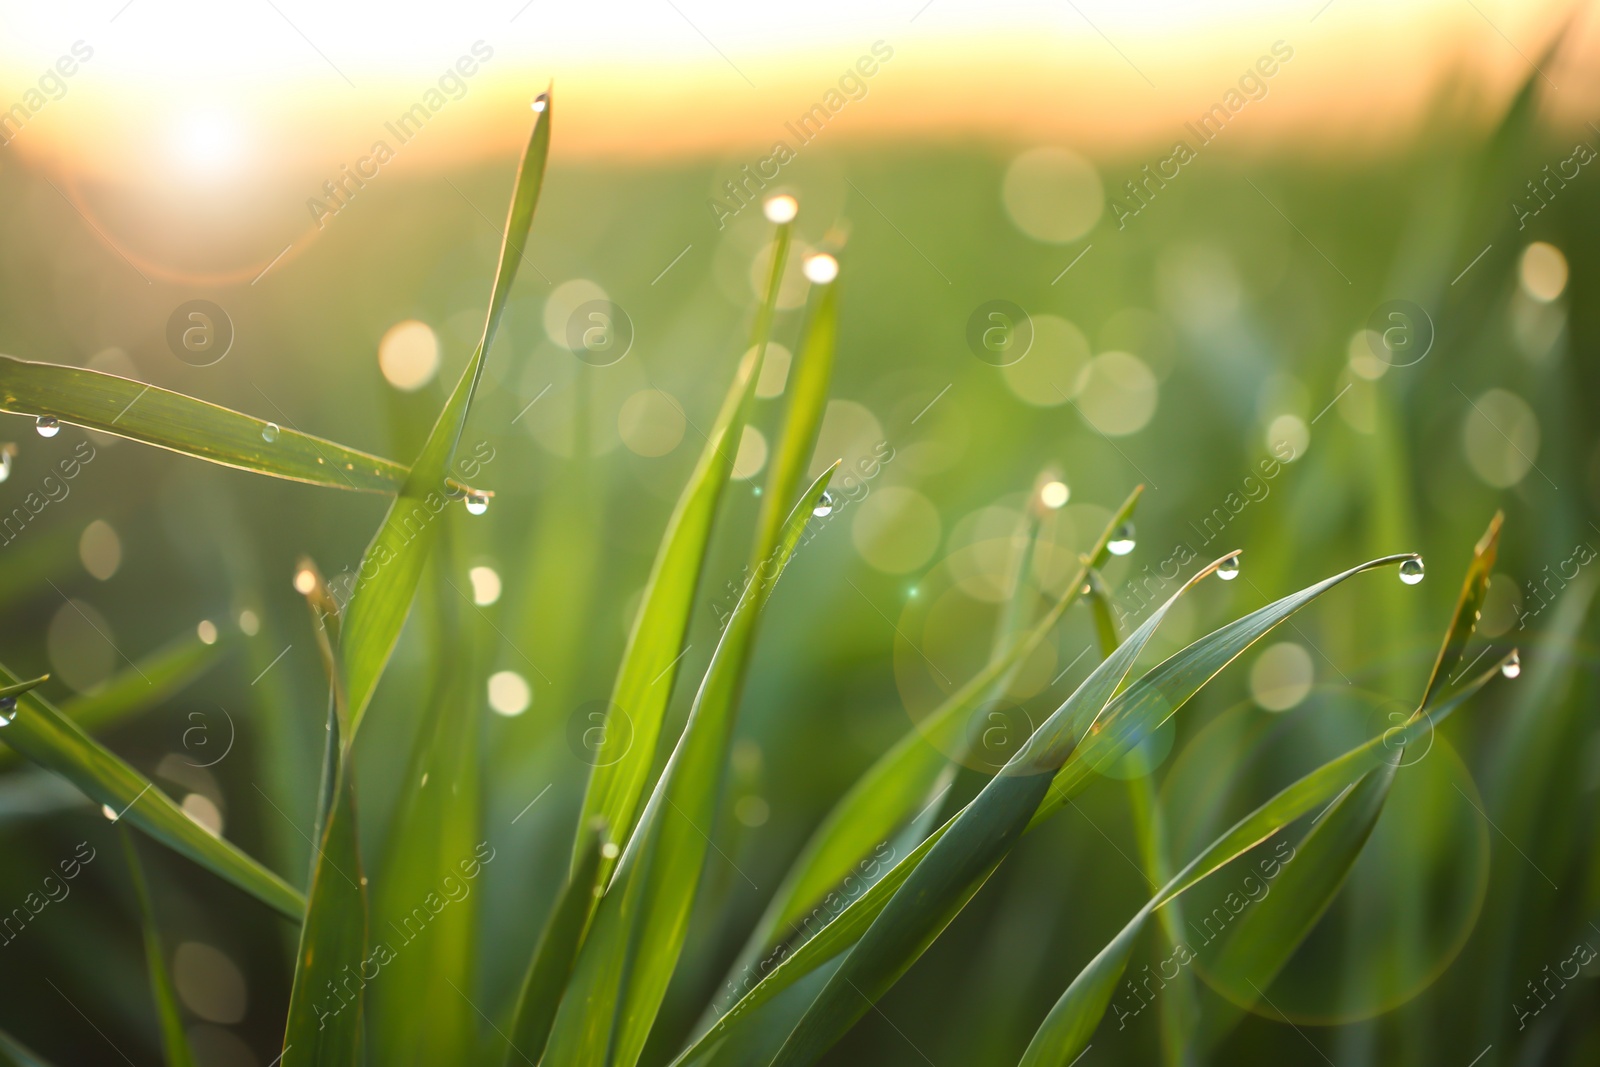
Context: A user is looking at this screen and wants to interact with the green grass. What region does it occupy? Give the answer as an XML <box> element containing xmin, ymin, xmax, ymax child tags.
<box><xmin>0</xmin><ymin>32</ymin><xmax>1596</xmax><ymax>1067</ymax></box>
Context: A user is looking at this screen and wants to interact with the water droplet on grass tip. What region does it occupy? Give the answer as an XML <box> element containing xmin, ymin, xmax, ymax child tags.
<box><xmin>763</xmin><ymin>194</ymin><xmax>798</xmax><ymax>224</ymax></box>
<box><xmin>1217</xmin><ymin>557</ymin><xmax>1240</xmax><ymax>581</ymax></box>
<box><xmin>465</xmin><ymin>491</ymin><xmax>490</xmax><ymax>516</ymax></box>
<box><xmin>35</xmin><ymin>416</ymin><xmax>59</xmax><ymax>438</ymax></box>
<box><xmin>1108</xmin><ymin>523</ymin><xmax>1136</xmax><ymax>556</ymax></box>
<box><xmin>102</xmin><ymin>804</ymin><xmax>118</xmax><ymax>821</ymax></box>
<box><xmin>262</xmin><ymin>422</ymin><xmax>279</xmax><ymax>443</ymax></box>
<box><xmin>1399</xmin><ymin>558</ymin><xmax>1425</xmax><ymax>585</ymax></box>
<box><xmin>532</xmin><ymin>92</ymin><xmax>548</xmax><ymax>112</ymax></box>
<box><xmin>0</xmin><ymin>444</ymin><xmax>14</xmax><ymax>483</ymax></box>
<box><xmin>0</xmin><ymin>695</ymin><xmax>16</xmax><ymax>725</ymax></box>
<box><xmin>812</xmin><ymin>491</ymin><xmax>835</xmax><ymax>518</ymax></box>
<box><xmin>1501</xmin><ymin>650</ymin><xmax>1521</xmax><ymax>678</ymax></box>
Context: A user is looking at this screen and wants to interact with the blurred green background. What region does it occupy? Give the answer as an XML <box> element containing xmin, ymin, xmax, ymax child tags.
<box><xmin>1</xmin><ymin>26</ymin><xmax>1598</xmax><ymax>1065</ymax></box>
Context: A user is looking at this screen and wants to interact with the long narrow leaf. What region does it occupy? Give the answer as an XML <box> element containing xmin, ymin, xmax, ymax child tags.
<box><xmin>0</xmin><ymin>354</ymin><xmax>410</xmax><ymax>494</ymax></box>
<box><xmin>545</xmin><ymin>466</ymin><xmax>835</xmax><ymax>1067</ymax></box>
<box><xmin>1017</xmin><ymin>655</ymin><xmax>1508</xmax><ymax>1066</ymax></box>
<box><xmin>0</xmin><ymin>663</ymin><xmax>302</xmax><ymax>917</ymax></box>
<box><xmin>340</xmin><ymin>94</ymin><xmax>551</xmax><ymax>729</ymax></box>
<box><xmin>121</xmin><ymin>829</ymin><xmax>198</xmax><ymax>1067</ymax></box>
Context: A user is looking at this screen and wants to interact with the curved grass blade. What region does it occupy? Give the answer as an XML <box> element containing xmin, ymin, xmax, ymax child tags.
<box><xmin>0</xmin><ymin>632</ymin><xmax>223</xmax><ymax>772</ymax></box>
<box><xmin>736</xmin><ymin>488</ymin><xmax>1141</xmax><ymax>970</ymax></box>
<box><xmin>282</xmin><ymin>564</ymin><xmax>367</xmax><ymax>1067</ymax></box>
<box><xmin>0</xmin><ymin>663</ymin><xmax>302</xmax><ymax>917</ymax></box>
<box><xmin>1420</xmin><ymin>511</ymin><xmax>1500</xmax><ymax>708</ymax></box>
<box><xmin>1081</xmin><ymin>574</ymin><xmax>1197</xmax><ymax>1067</ymax></box>
<box><xmin>121</xmin><ymin>829</ymin><xmax>198</xmax><ymax>1067</ymax></box>
<box><xmin>678</xmin><ymin>553</ymin><xmax>1409</xmax><ymax>1066</ymax></box>
<box><xmin>506</xmin><ymin>821</ymin><xmax>608</xmax><ymax>1066</ymax></box>
<box><xmin>1199</xmin><ymin>761</ymin><xmax>1396</xmax><ymax>1048</ymax></box>
<box><xmin>544</xmin><ymin>466</ymin><xmax>835</xmax><ymax>1067</ymax></box>
<box><xmin>0</xmin><ymin>354</ymin><xmax>410</xmax><ymax>495</ymax></box>
<box><xmin>571</xmin><ymin>346</ymin><xmax>763</xmax><ymax>874</ymax></box>
<box><xmin>575</xmin><ymin>215</ymin><xmax>793</xmax><ymax>879</ymax></box>
<box><xmin>340</xmin><ymin>95</ymin><xmax>551</xmax><ymax>729</ymax></box>
<box><xmin>1017</xmin><ymin>656</ymin><xmax>1508</xmax><ymax>1067</ymax></box>
<box><xmin>754</xmin><ymin>267</ymin><xmax>833</xmax><ymax>553</ymax></box>
<box><xmin>766</xmin><ymin>552</ymin><xmax>1241</xmax><ymax>1067</ymax></box>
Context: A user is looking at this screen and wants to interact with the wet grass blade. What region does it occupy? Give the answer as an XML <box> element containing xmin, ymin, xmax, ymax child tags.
<box><xmin>340</xmin><ymin>96</ymin><xmax>551</xmax><ymax>729</ymax></box>
<box><xmin>572</xmin><ymin>346</ymin><xmax>763</xmax><ymax>874</ymax></box>
<box><xmin>1419</xmin><ymin>511</ymin><xmax>1500</xmax><ymax>708</ymax></box>
<box><xmin>754</xmin><ymin>266</ymin><xmax>832</xmax><ymax>553</ymax></box>
<box><xmin>1200</xmin><ymin>762</ymin><xmax>1396</xmax><ymax>1049</ymax></box>
<box><xmin>576</xmin><ymin>215</ymin><xmax>792</xmax><ymax>879</ymax></box>
<box><xmin>766</xmin><ymin>552</ymin><xmax>1241</xmax><ymax>1066</ymax></box>
<box><xmin>121</xmin><ymin>829</ymin><xmax>198</xmax><ymax>1067</ymax></box>
<box><xmin>735</xmin><ymin>489</ymin><xmax>1140</xmax><ymax>967</ymax></box>
<box><xmin>544</xmin><ymin>466</ymin><xmax>834</xmax><ymax>1067</ymax></box>
<box><xmin>0</xmin><ymin>664</ymin><xmax>302</xmax><ymax>917</ymax></box>
<box><xmin>0</xmin><ymin>354</ymin><xmax>410</xmax><ymax>495</ymax></box>
<box><xmin>506</xmin><ymin>821</ymin><xmax>607</xmax><ymax>1066</ymax></box>
<box><xmin>1017</xmin><ymin>656</ymin><xmax>1508</xmax><ymax>1066</ymax></box>
<box><xmin>367</xmin><ymin>537</ymin><xmax>486</xmax><ymax>1066</ymax></box>
<box><xmin>0</xmin><ymin>631</ymin><xmax>223</xmax><ymax>771</ymax></box>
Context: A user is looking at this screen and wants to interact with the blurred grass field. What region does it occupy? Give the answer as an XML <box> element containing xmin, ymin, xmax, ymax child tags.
<box><xmin>0</xmin><ymin>16</ymin><xmax>1597</xmax><ymax>1064</ymax></box>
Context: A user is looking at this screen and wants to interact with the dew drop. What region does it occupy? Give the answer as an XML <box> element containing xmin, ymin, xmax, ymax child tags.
<box><xmin>1501</xmin><ymin>650</ymin><xmax>1521</xmax><ymax>679</ymax></box>
<box><xmin>102</xmin><ymin>804</ymin><xmax>118</xmax><ymax>821</ymax></box>
<box><xmin>465</xmin><ymin>491</ymin><xmax>490</xmax><ymax>516</ymax></box>
<box><xmin>0</xmin><ymin>444</ymin><xmax>14</xmax><ymax>483</ymax></box>
<box><xmin>1399</xmin><ymin>558</ymin><xmax>1425</xmax><ymax>585</ymax></box>
<box><xmin>812</xmin><ymin>491</ymin><xmax>835</xmax><ymax>518</ymax></box>
<box><xmin>262</xmin><ymin>422</ymin><xmax>280</xmax><ymax>443</ymax></box>
<box><xmin>532</xmin><ymin>92</ymin><xmax>549</xmax><ymax>112</ymax></box>
<box><xmin>1217</xmin><ymin>556</ymin><xmax>1241</xmax><ymax>581</ymax></box>
<box><xmin>35</xmin><ymin>416</ymin><xmax>60</xmax><ymax>438</ymax></box>
<box><xmin>763</xmin><ymin>194</ymin><xmax>799</xmax><ymax>224</ymax></box>
<box><xmin>0</xmin><ymin>695</ymin><xmax>16</xmax><ymax>726</ymax></box>
<box><xmin>1107</xmin><ymin>523</ymin><xmax>1136</xmax><ymax>556</ymax></box>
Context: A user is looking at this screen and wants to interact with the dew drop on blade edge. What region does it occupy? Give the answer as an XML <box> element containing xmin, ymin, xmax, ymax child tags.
<box><xmin>262</xmin><ymin>422</ymin><xmax>280</xmax><ymax>443</ymax></box>
<box><xmin>1501</xmin><ymin>650</ymin><xmax>1521</xmax><ymax>678</ymax></box>
<box><xmin>812</xmin><ymin>491</ymin><xmax>835</xmax><ymax>518</ymax></box>
<box><xmin>1217</xmin><ymin>557</ymin><xmax>1241</xmax><ymax>581</ymax></box>
<box><xmin>35</xmin><ymin>416</ymin><xmax>59</xmax><ymax>438</ymax></box>
<box><xmin>465</xmin><ymin>492</ymin><xmax>490</xmax><ymax>516</ymax></box>
<box><xmin>0</xmin><ymin>695</ymin><xmax>15</xmax><ymax>726</ymax></box>
<box><xmin>1399</xmin><ymin>558</ymin><xmax>1425</xmax><ymax>585</ymax></box>
<box><xmin>1107</xmin><ymin>523</ymin><xmax>1136</xmax><ymax>556</ymax></box>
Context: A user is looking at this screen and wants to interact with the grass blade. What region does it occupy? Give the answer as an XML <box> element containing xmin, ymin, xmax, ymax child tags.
<box><xmin>367</xmin><ymin>537</ymin><xmax>486</xmax><ymax>1066</ymax></box>
<box><xmin>571</xmin><ymin>346</ymin><xmax>763</xmax><ymax>874</ymax></box>
<box><xmin>545</xmin><ymin>466</ymin><xmax>835</xmax><ymax>1067</ymax></box>
<box><xmin>506</xmin><ymin>821</ymin><xmax>608</xmax><ymax>1066</ymax></box>
<box><xmin>282</xmin><ymin>565</ymin><xmax>368</xmax><ymax>1067</ymax></box>
<box><xmin>0</xmin><ymin>354</ymin><xmax>412</xmax><ymax>495</ymax></box>
<box><xmin>766</xmin><ymin>551</ymin><xmax>1241</xmax><ymax>1066</ymax></box>
<box><xmin>0</xmin><ymin>1027</ymin><xmax>56</xmax><ymax>1067</ymax></box>
<box><xmin>575</xmin><ymin>213</ymin><xmax>793</xmax><ymax>879</ymax></box>
<box><xmin>121</xmin><ymin>829</ymin><xmax>199</xmax><ymax>1067</ymax></box>
<box><xmin>0</xmin><ymin>631</ymin><xmax>223</xmax><ymax>771</ymax></box>
<box><xmin>734</xmin><ymin>488</ymin><xmax>1141</xmax><ymax>970</ymax></box>
<box><xmin>340</xmin><ymin>96</ymin><xmax>551</xmax><ymax>729</ymax></box>
<box><xmin>0</xmin><ymin>664</ymin><xmax>302</xmax><ymax>917</ymax></box>
<box><xmin>1017</xmin><ymin>656</ymin><xmax>1508</xmax><ymax>1067</ymax></box>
